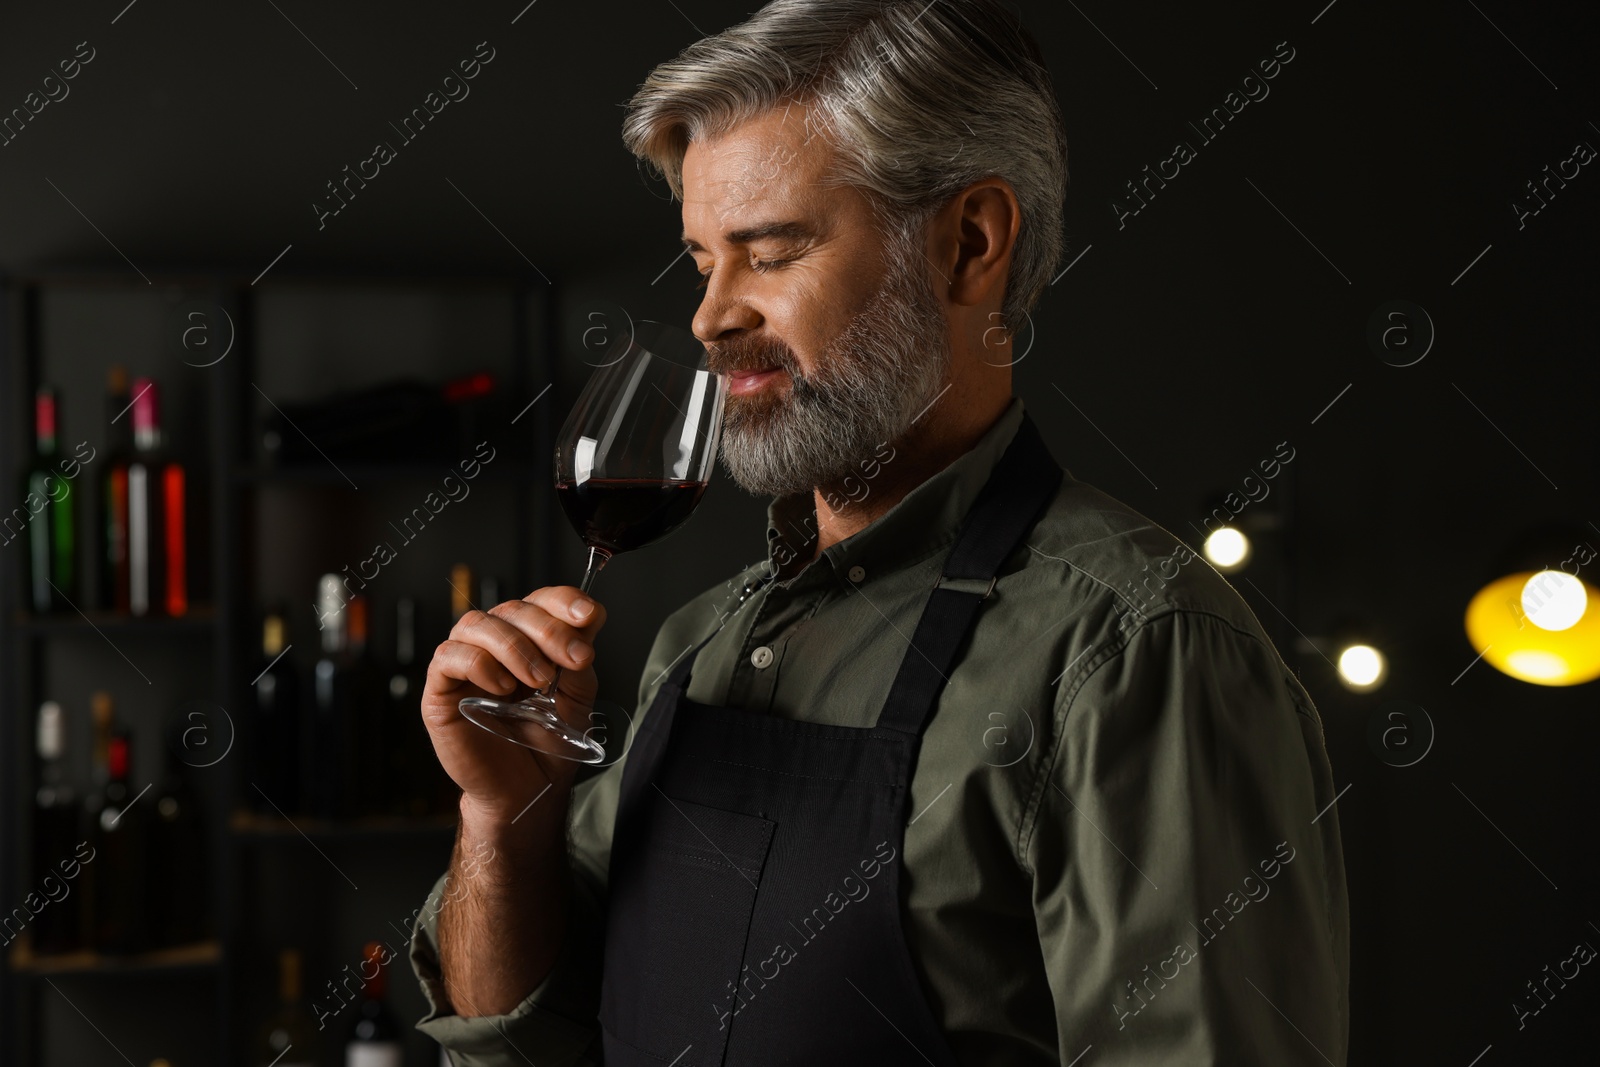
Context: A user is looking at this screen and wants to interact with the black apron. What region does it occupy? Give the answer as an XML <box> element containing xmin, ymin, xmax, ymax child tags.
<box><xmin>600</xmin><ymin>413</ymin><xmax>1063</xmax><ymax>1066</ymax></box>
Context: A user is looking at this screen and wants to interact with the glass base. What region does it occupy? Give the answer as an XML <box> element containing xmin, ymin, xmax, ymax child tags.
<box><xmin>458</xmin><ymin>695</ymin><xmax>607</xmax><ymax>763</ymax></box>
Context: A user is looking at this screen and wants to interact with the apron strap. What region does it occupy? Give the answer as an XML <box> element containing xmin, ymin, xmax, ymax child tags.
<box><xmin>874</xmin><ymin>412</ymin><xmax>1063</xmax><ymax>737</ymax></box>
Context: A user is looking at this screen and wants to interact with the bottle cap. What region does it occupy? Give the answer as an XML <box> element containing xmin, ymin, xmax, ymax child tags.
<box><xmin>348</xmin><ymin>595</ymin><xmax>369</xmax><ymax>650</ymax></box>
<box><xmin>280</xmin><ymin>948</ymin><xmax>303</xmax><ymax>1001</ymax></box>
<box><xmin>362</xmin><ymin>940</ymin><xmax>389</xmax><ymax>999</ymax></box>
<box><xmin>317</xmin><ymin>575</ymin><xmax>347</xmax><ymax>651</ymax></box>
<box><xmin>36</xmin><ymin>702</ymin><xmax>64</xmax><ymax>760</ymax></box>
<box><xmin>450</xmin><ymin>564</ymin><xmax>474</xmax><ymax>619</ymax></box>
<box><xmin>34</xmin><ymin>388</ymin><xmax>58</xmax><ymax>444</ymax></box>
<box><xmin>263</xmin><ymin>614</ymin><xmax>285</xmax><ymax>657</ymax></box>
<box><xmin>91</xmin><ymin>691</ymin><xmax>114</xmax><ymax>730</ymax></box>
<box><xmin>396</xmin><ymin>598</ymin><xmax>416</xmax><ymax>664</ymax></box>
<box><xmin>131</xmin><ymin>378</ymin><xmax>160</xmax><ymax>432</ymax></box>
<box><xmin>131</xmin><ymin>378</ymin><xmax>162</xmax><ymax>452</ymax></box>
<box><xmin>108</xmin><ymin>735</ymin><xmax>130</xmax><ymax>780</ymax></box>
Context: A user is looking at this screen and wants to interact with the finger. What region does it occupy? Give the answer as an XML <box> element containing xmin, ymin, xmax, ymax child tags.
<box><xmin>426</xmin><ymin>637</ymin><xmax>528</xmax><ymax>702</ymax></box>
<box><xmin>467</xmin><ymin>604</ymin><xmax>585</xmax><ymax>687</ymax></box>
<box><xmin>445</xmin><ymin>610</ymin><xmax>560</xmax><ymax>688</ymax></box>
<box><xmin>521</xmin><ymin>586</ymin><xmax>608</xmax><ymax>638</ymax></box>
<box><xmin>484</xmin><ymin>599</ymin><xmax>595</xmax><ymax>672</ymax></box>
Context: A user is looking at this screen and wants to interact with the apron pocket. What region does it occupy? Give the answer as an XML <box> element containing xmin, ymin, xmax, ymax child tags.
<box><xmin>601</xmin><ymin>794</ymin><xmax>775</xmax><ymax>1065</ymax></box>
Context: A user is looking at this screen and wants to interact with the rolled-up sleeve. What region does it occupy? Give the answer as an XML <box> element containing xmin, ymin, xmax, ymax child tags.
<box><xmin>408</xmin><ymin>856</ymin><xmax>607</xmax><ymax>1066</ymax></box>
<box><xmin>1026</xmin><ymin>608</ymin><xmax>1350</xmax><ymax>1065</ymax></box>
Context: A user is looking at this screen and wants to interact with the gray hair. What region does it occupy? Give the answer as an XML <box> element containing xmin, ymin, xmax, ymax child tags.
<box><xmin>621</xmin><ymin>0</ymin><xmax>1069</xmax><ymax>331</ymax></box>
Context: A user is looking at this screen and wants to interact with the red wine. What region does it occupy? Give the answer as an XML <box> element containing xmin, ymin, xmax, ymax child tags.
<box><xmin>555</xmin><ymin>478</ymin><xmax>707</xmax><ymax>554</ymax></box>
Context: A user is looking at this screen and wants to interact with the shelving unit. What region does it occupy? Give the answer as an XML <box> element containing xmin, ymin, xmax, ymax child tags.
<box><xmin>9</xmin><ymin>937</ymin><xmax>224</xmax><ymax>978</ymax></box>
<box><xmin>0</xmin><ymin>268</ymin><xmax>557</xmax><ymax>1066</ymax></box>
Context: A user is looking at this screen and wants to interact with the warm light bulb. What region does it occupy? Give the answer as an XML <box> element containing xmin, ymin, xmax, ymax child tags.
<box><xmin>1521</xmin><ymin>570</ymin><xmax>1587</xmax><ymax>631</ymax></box>
<box><xmin>1204</xmin><ymin>527</ymin><xmax>1251</xmax><ymax>571</ymax></box>
<box><xmin>1338</xmin><ymin>644</ymin><xmax>1387</xmax><ymax>690</ymax></box>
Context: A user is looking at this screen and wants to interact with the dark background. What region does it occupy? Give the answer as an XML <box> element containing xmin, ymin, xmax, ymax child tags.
<box><xmin>2</xmin><ymin>0</ymin><xmax>1597</xmax><ymax>1064</ymax></box>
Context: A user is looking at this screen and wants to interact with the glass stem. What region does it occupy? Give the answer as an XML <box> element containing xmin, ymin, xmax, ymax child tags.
<box><xmin>536</xmin><ymin>544</ymin><xmax>610</xmax><ymax>699</ymax></box>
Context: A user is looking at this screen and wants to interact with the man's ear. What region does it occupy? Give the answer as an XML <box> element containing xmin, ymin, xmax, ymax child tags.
<box><xmin>932</xmin><ymin>177</ymin><xmax>1021</xmax><ymax>310</ymax></box>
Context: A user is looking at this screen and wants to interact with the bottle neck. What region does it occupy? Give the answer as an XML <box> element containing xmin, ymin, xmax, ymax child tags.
<box><xmin>107</xmin><ymin>735</ymin><xmax>131</xmax><ymax>786</ymax></box>
<box><xmin>347</xmin><ymin>596</ymin><xmax>368</xmax><ymax>658</ymax></box>
<box><xmin>317</xmin><ymin>576</ymin><xmax>348</xmax><ymax>655</ymax></box>
<box><xmin>37</xmin><ymin>751</ymin><xmax>64</xmax><ymax>788</ymax></box>
<box><xmin>131</xmin><ymin>378</ymin><xmax>162</xmax><ymax>453</ymax></box>
<box><xmin>359</xmin><ymin>943</ymin><xmax>388</xmax><ymax>1002</ymax></box>
<box><xmin>34</xmin><ymin>391</ymin><xmax>59</xmax><ymax>455</ymax></box>
<box><xmin>280</xmin><ymin>950</ymin><xmax>303</xmax><ymax>1004</ymax></box>
<box><xmin>263</xmin><ymin>615</ymin><xmax>286</xmax><ymax>658</ymax></box>
<box><xmin>90</xmin><ymin>694</ymin><xmax>115</xmax><ymax>784</ymax></box>
<box><xmin>133</xmin><ymin>425</ymin><xmax>161</xmax><ymax>453</ymax></box>
<box><xmin>36</xmin><ymin>703</ymin><xmax>65</xmax><ymax>784</ymax></box>
<box><xmin>395</xmin><ymin>600</ymin><xmax>415</xmax><ymax>667</ymax></box>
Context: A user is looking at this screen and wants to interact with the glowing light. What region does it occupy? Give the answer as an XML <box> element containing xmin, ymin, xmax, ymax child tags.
<box><xmin>1505</xmin><ymin>650</ymin><xmax>1570</xmax><ymax>682</ymax></box>
<box><xmin>1464</xmin><ymin>572</ymin><xmax>1600</xmax><ymax>686</ymax></box>
<box><xmin>1204</xmin><ymin>527</ymin><xmax>1251</xmax><ymax>571</ymax></box>
<box><xmin>1337</xmin><ymin>644</ymin><xmax>1387</xmax><ymax>691</ymax></box>
<box><xmin>1520</xmin><ymin>570</ymin><xmax>1587</xmax><ymax>632</ymax></box>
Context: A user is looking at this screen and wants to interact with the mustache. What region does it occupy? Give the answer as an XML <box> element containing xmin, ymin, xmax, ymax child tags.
<box><xmin>706</xmin><ymin>337</ymin><xmax>801</xmax><ymax>378</ymax></box>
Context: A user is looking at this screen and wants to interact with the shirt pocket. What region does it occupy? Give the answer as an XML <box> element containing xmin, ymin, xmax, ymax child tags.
<box><xmin>600</xmin><ymin>795</ymin><xmax>775</xmax><ymax>1065</ymax></box>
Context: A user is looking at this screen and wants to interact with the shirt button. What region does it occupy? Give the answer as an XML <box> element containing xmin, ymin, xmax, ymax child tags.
<box><xmin>848</xmin><ymin>565</ymin><xmax>866</xmax><ymax>583</ymax></box>
<box><xmin>750</xmin><ymin>646</ymin><xmax>775</xmax><ymax>669</ymax></box>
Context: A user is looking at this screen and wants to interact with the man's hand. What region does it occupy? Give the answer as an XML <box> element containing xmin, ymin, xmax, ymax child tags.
<box><xmin>423</xmin><ymin>587</ymin><xmax>607</xmax><ymax>1019</ymax></box>
<box><xmin>422</xmin><ymin>586</ymin><xmax>608</xmax><ymax>824</ymax></box>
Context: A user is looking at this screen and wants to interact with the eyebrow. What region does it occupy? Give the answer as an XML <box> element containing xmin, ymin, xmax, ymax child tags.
<box><xmin>681</xmin><ymin>220</ymin><xmax>813</xmax><ymax>253</ymax></box>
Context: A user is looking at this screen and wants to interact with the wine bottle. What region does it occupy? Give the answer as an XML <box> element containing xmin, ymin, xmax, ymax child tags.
<box><xmin>101</xmin><ymin>365</ymin><xmax>132</xmax><ymax>611</ymax></box>
<box><xmin>251</xmin><ymin>610</ymin><xmax>303</xmax><ymax>815</ymax></box>
<box><xmin>449</xmin><ymin>563</ymin><xmax>474</xmax><ymax>620</ymax></box>
<box><xmin>127</xmin><ymin>378</ymin><xmax>187</xmax><ymax>616</ymax></box>
<box><xmin>346</xmin><ymin>595</ymin><xmax>387</xmax><ymax>817</ymax></box>
<box><xmin>85</xmin><ymin>691</ymin><xmax>114</xmax><ymax>795</ymax></box>
<box><xmin>258</xmin><ymin>948</ymin><xmax>317</xmax><ymax>1067</ymax></box>
<box><xmin>149</xmin><ymin>715</ymin><xmax>209</xmax><ymax>948</ymax></box>
<box><xmin>24</xmin><ymin>387</ymin><xmax>77</xmax><ymax>613</ymax></box>
<box><xmin>31</xmin><ymin>701</ymin><xmax>84</xmax><ymax>953</ymax></box>
<box><xmin>87</xmin><ymin>729</ymin><xmax>149</xmax><ymax>954</ymax></box>
<box><xmin>344</xmin><ymin>941</ymin><xmax>403</xmax><ymax>1067</ymax></box>
<box><xmin>76</xmin><ymin>693</ymin><xmax>114</xmax><ymax>948</ymax></box>
<box><xmin>387</xmin><ymin>598</ymin><xmax>437</xmax><ymax>816</ymax></box>
<box><xmin>309</xmin><ymin>575</ymin><xmax>355</xmax><ymax>820</ymax></box>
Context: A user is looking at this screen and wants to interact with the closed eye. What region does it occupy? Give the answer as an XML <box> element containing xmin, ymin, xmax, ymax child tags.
<box><xmin>695</xmin><ymin>258</ymin><xmax>790</xmax><ymax>290</ymax></box>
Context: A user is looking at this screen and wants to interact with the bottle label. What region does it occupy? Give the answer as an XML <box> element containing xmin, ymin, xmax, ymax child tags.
<box><xmin>347</xmin><ymin>1043</ymin><xmax>403</xmax><ymax>1067</ymax></box>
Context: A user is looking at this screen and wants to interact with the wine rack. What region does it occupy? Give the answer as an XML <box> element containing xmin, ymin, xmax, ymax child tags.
<box><xmin>0</xmin><ymin>268</ymin><xmax>555</xmax><ymax>1066</ymax></box>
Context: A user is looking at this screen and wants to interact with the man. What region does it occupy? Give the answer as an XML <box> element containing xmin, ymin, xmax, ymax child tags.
<box><xmin>410</xmin><ymin>2</ymin><xmax>1349</xmax><ymax>1064</ymax></box>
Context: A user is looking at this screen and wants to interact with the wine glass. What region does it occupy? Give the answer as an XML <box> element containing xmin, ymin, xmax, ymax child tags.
<box><xmin>457</xmin><ymin>320</ymin><xmax>725</xmax><ymax>761</ymax></box>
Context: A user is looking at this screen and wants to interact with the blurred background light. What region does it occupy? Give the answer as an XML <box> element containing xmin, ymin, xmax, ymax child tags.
<box><xmin>1203</xmin><ymin>525</ymin><xmax>1251</xmax><ymax>572</ymax></box>
<box><xmin>1465</xmin><ymin>571</ymin><xmax>1600</xmax><ymax>686</ymax></box>
<box><xmin>1337</xmin><ymin>643</ymin><xmax>1388</xmax><ymax>691</ymax></box>
<box><xmin>1520</xmin><ymin>569</ymin><xmax>1587</xmax><ymax>631</ymax></box>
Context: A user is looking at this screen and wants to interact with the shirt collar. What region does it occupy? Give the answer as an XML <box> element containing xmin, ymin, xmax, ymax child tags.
<box><xmin>762</xmin><ymin>396</ymin><xmax>1030</xmax><ymax>590</ymax></box>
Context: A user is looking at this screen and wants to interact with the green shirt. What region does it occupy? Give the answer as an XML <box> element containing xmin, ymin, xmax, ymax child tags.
<box><xmin>408</xmin><ymin>397</ymin><xmax>1351</xmax><ymax>1066</ymax></box>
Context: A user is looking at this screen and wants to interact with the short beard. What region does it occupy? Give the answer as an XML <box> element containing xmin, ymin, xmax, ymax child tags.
<box><xmin>709</xmin><ymin>225</ymin><xmax>952</xmax><ymax>498</ymax></box>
